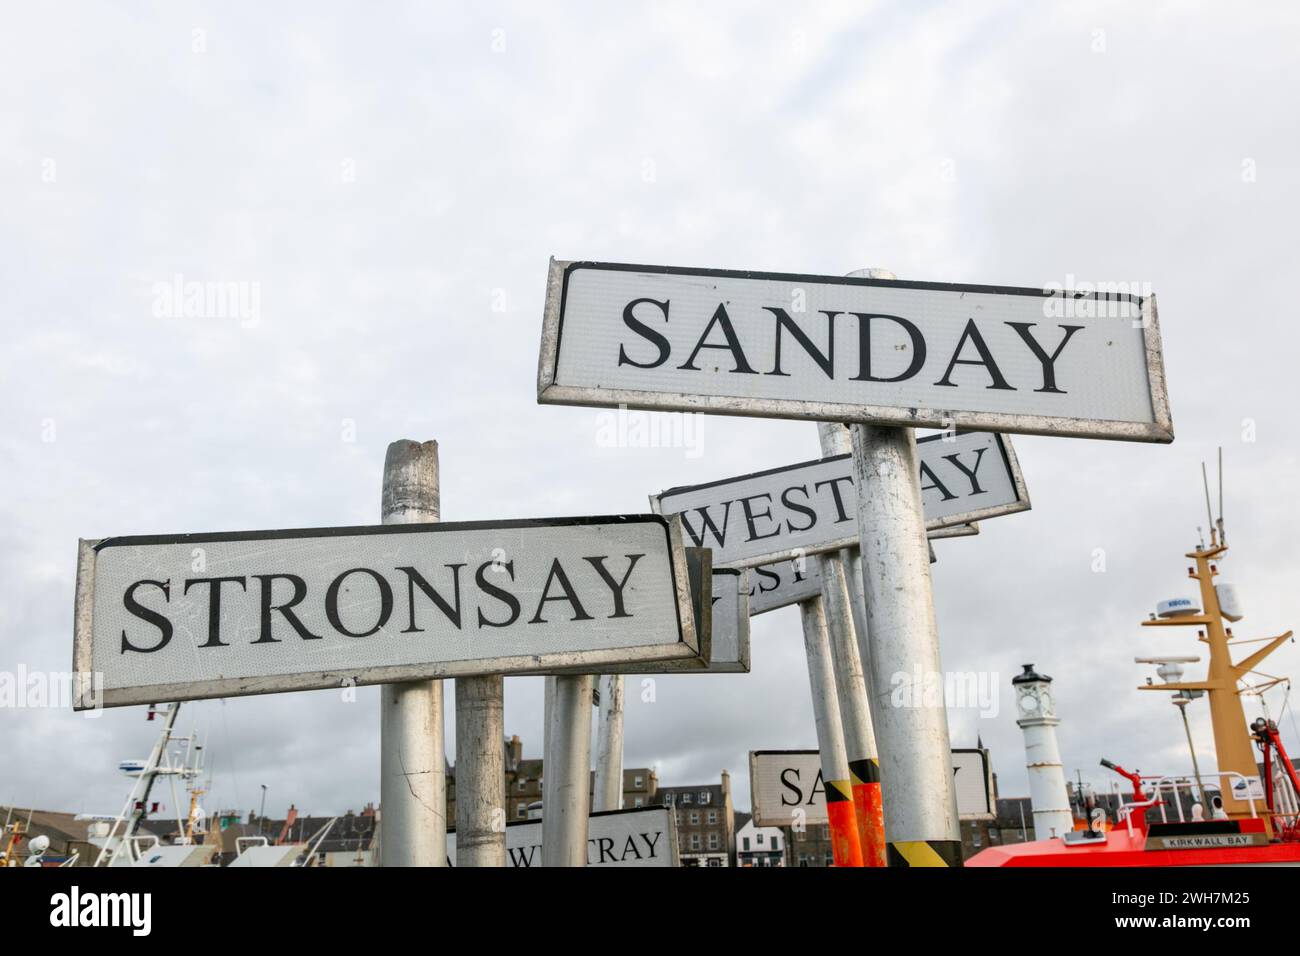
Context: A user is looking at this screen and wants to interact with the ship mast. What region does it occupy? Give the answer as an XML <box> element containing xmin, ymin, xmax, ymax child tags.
<box><xmin>1138</xmin><ymin>453</ymin><xmax>1294</xmax><ymax>821</ymax></box>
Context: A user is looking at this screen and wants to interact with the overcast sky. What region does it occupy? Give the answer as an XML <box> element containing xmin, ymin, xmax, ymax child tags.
<box><xmin>3</xmin><ymin>2</ymin><xmax>1298</xmax><ymax>825</ymax></box>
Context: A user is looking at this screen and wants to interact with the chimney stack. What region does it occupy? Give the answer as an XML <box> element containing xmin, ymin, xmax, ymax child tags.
<box><xmin>277</xmin><ymin>804</ymin><xmax>298</xmax><ymax>845</ymax></box>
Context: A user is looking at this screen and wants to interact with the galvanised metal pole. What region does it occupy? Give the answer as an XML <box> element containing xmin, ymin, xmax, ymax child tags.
<box><xmin>543</xmin><ymin>675</ymin><xmax>556</xmax><ymax>762</ymax></box>
<box><xmin>455</xmin><ymin>673</ymin><xmax>505</xmax><ymax>865</ymax></box>
<box><xmin>845</xmin><ymin>271</ymin><xmax>963</xmax><ymax>866</ymax></box>
<box><xmin>798</xmin><ymin>597</ymin><xmax>864</xmax><ymax>867</ymax></box>
<box><xmin>842</xmin><ymin>536</ymin><xmax>937</xmax><ymax>730</ymax></box>
<box><xmin>816</xmin><ymin>424</ymin><xmax>886</xmax><ymax>867</ymax></box>
<box><xmin>593</xmin><ymin>674</ymin><xmax>626</xmax><ymax>812</ymax></box>
<box><xmin>845</xmin><ymin>547</ymin><xmax>872</xmax><ymax>672</ymax></box>
<box><xmin>542</xmin><ymin>673</ymin><xmax>594</xmax><ymax>865</ymax></box>
<box><xmin>379</xmin><ymin>439</ymin><xmax>447</xmax><ymax>867</ymax></box>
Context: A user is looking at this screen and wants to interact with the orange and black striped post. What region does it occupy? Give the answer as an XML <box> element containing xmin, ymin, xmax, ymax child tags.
<box><xmin>816</xmin><ymin>426</ymin><xmax>888</xmax><ymax>866</ymax></box>
<box><xmin>849</xmin><ymin>756</ymin><xmax>887</xmax><ymax>867</ymax></box>
<box><xmin>825</xmin><ymin>776</ymin><xmax>865</xmax><ymax>867</ymax></box>
<box><xmin>798</xmin><ymin>596</ymin><xmax>863</xmax><ymax>867</ymax></box>
<box><xmin>817</xmin><ymin>545</ymin><xmax>888</xmax><ymax>866</ymax></box>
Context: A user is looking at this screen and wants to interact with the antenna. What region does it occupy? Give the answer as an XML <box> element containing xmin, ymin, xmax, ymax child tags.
<box><xmin>1201</xmin><ymin>462</ymin><xmax>1216</xmax><ymax>546</ymax></box>
<box><xmin>1217</xmin><ymin>446</ymin><xmax>1226</xmax><ymax>546</ymax></box>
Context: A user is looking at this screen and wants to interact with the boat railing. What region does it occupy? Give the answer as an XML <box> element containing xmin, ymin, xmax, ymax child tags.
<box><xmin>1265</xmin><ymin>764</ymin><xmax>1300</xmax><ymax>835</ymax></box>
<box><xmin>128</xmin><ymin>833</ymin><xmax>162</xmax><ymax>858</ymax></box>
<box><xmin>235</xmin><ymin>835</ymin><xmax>271</xmax><ymax>858</ymax></box>
<box><xmin>1116</xmin><ymin>771</ymin><xmax>1259</xmax><ymax>835</ymax></box>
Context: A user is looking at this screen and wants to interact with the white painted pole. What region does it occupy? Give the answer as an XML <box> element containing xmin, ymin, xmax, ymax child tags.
<box><xmin>844</xmin><ymin>272</ymin><xmax>963</xmax><ymax>866</ymax></box>
<box><xmin>455</xmin><ymin>673</ymin><xmax>505</xmax><ymax>865</ymax></box>
<box><xmin>542</xmin><ymin>673</ymin><xmax>594</xmax><ymax>866</ymax></box>
<box><xmin>543</xmin><ymin>675</ymin><xmax>556</xmax><ymax>760</ymax></box>
<box><xmin>818</xmin><ymin>422</ymin><xmax>888</xmax><ymax>867</ymax></box>
<box><xmin>379</xmin><ymin>439</ymin><xmax>447</xmax><ymax>867</ymax></box>
<box><xmin>594</xmin><ymin>674</ymin><xmax>625</xmax><ymax>812</ymax></box>
<box><xmin>844</xmin><ymin>547</ymin><xmax>872</xmax><ymax>674</ymax></box>
<box><xmin>798</xmin><ymin>597</ymin><xmax>863</xmax><ymax>867</ymax></box>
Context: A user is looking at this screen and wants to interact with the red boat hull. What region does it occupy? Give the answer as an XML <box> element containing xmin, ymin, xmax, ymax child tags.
<box><xmin>967</xmin><ymin>827</ymin><xmax>1300</xmax><ymax>866</ymax></box>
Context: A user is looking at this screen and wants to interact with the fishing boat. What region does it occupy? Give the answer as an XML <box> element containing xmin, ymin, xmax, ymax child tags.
<box><xmin>89</xmin><ymin>702</ymin><xmax>219</xmax><ymax>867</ymax></box>
<box><xmin>969</xmin><ymin>454</ymin><xmax>1298</xmax><ymax>866</ymax></box>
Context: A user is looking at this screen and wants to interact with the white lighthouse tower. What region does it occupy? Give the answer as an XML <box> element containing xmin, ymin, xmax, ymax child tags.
<box><xmin>1012</xmin><ymin>664</ymin><xmax>1074</xmax><ymax>840</ymax></box>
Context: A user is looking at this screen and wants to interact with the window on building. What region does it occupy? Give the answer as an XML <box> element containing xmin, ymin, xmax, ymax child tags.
<box><xmin>707</xmin><ymin>810</ymin><xmax>717</xmax><ymax>824</ymax></box>
<box><xmin>689</xmin><ymin>811</ymin><xmax>699</xmax><ymax>825</ymax></box>
<box><xmin>516</xmin><ymin>804</ymin><xmax>527</xmax><ymax>818</ymax></box>
<box><xmin>681</xmin><ymin>793</ymin><xmax>692</xmax><ymax>805</ymax></box>
<box><xmin>690</xmin><ymin>834</ymin><xmax>701</xmax><ymax>850</ymax></box>
<box><xmin>708</xmin><ymin>832</ymin><xmax>719</xmax><ymax>850</ymax></box>
<box><xmin>633</xmin><ymin>775</ymin><xmax>643</xmax><ymax>788</ymax></box>
<box><xmin>756</xmin><ymin>833</ymin><xmax>764</xmax><ymax>845</ymax></box>
<box><xmin>743</xmin><ymin>837</ymin><xmax>750</xmax><ymax>851</ymax></box>
<box><xmin>699</xmin><ymin>791</ymin><xmax>710</xmax><ymax>804</ymax></box>
<box><xmin>518</xmin><ymin>780</ymin><xmax>526</xmax><ymax>791</ymax></box>
<box><xmin>634</xmin><ymin>797</ymin><xmax>643</xmax><ymax>808</ymax></box>
<box><xmin>707</xmin><ymin>858</ymin><xmax>722</xmax><ymax>867</ymax></box>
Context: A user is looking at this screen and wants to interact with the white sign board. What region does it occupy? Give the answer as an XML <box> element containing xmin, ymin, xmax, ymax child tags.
<box><xmin>951</xmin><ymin>749</ymin><xmax>995</xmax><ymax>820</ymax></box>
<box><xmin>749</xmin><ymin>749</ymin><xmax>993</xmax><ymax>825</ymax></box>
<box><xmin>538</xmin><ymin>259</ymin><xmax>1172</xmax><ymax>442</ymax></box>
<box><xmin>446</xmin><ymin>806</ymin><xmax>679</xmax><ymax>867</ymax></box>
<box><xmin>552</xmin><ymin>567</ymin><xmax>750</xmax><ymax>674</ymax></box>
<box><xmin>748</xmin><ymin>557</ymin><xmax>823</xmax><ymax>616</ymax></box>
<box><xmin>73</xmin><ymin>515</ymin><xmax>700</xmax><ymax>709</ymax></box>
<box><xmin>930</xmin><ymin>522</ymin><xmax>980</xmax><ymax>540</ymax></box>
<box><xmin>652</xmin><ymin>432</ymin><xmax>1026</xmax><ymax>568</ymax></box>
<box><xmin>747</xmin><ymin>526</ymin><xmax>976</xmax><ymax>617</ymax></box>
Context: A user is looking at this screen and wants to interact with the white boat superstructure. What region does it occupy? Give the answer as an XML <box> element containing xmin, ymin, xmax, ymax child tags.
<box><xmin>93</xmin><ymin>702</ymin><xmax>212</xmax><ymax>867</ymax></box>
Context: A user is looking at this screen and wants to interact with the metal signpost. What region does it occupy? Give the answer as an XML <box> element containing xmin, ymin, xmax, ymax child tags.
<box><xmin>542</xmin><ymin>673</ymin><xmax>595</xmax><ymax>866</ymax></box>
<box><xmin>455</xmin><ymin>671</ymin><xmax>505</xmax><ymax>866</ymax></box>
<box><xmin>816</xmin><ymin>424</ymin><xmax>885</xmax><ymax>866</ymax></box>
<box><xmin>649</xmin><ymin>430</ymin><xmax>1025</xmax><ymax>568</ymax></box>
<box><xmin>539</xmin><ymin>257</ymin><xmax>1171</xmax><ymax>867</ymax></box>
<box><xmin>798</xmin><ymin>597</ymin><xmax>864</xmax><ymax>866</ymax></box>
<box><xmin>749</xmin><ymin>748</ymin><xmax>994</xmax><ymax>826</ymax></box>
<box><xmin>448</xmin><ymin>806</ymin><xmax>679</xmax><ymax>868</ymax></box>
<box><xmin>593</xmin><ymin>675</ymin><xmax>626</xmax><ymax>813</ymax></box>
<box><xmin>379</xmin><ymin>440</ymin><xmax>447</xmax><ymax>867</ymax></box>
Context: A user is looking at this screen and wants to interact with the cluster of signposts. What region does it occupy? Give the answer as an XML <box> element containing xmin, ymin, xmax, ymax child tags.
<box><xmin>73</xmin><ymin>258</ymin><xmax>1172</xmax><ymax>866</ymax></box>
